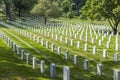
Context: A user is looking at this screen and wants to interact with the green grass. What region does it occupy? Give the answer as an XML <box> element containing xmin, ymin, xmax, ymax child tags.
<box><xmin>0</xmin><ymin>19</ymin><xmax>120</xmax><ymax>80</ymax></box>
<box><xmin>0</xmin><ymin>37</ymin><xmax>45</xmax><ymax>80</ymax></box>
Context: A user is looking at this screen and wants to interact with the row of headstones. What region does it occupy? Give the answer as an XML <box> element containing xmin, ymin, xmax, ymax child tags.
<box><xmin>4</xmin><ymin>21</ymin><xmax>120</xmax><ymax>61</ymax></box>
<box><xmin>2</xmin><ymin>21</ymin><xmax>120</xmax><ymax>63</ymax></box>
<box><xmin>11</xmin><ymin>24</ymin><xmax>119</xmax><ymax>59</ymax></box>
<box><xmin>0</xmin><ymin>30</ymin><xmax>71</xmax><ymax>79</ymax></box>
<box><xmin>21</xmin><ymin>21</ymin><xmax>119</xmax><ymax>48</ymax></box>
<box><xmin>10</xmin><ymin>20</ymin><xmax>119</xmax><ymax>50</ymax></box>
<box><xmin>0</xmin><ymin>28</ymin><xmax>120</xmax><ymax>80</ymax></box>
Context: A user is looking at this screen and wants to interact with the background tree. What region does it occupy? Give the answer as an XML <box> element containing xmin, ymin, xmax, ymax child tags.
<box><xmin>71</xmin><ymin>0</ymin><xmax>86</xmax><ymax>16</ymax></box>
<box><xmin>81</xmin><ymin>0</ymin><xmax>120</xmax><ymax>34</ymax></box>
<box><xmin>3</xmin><ymin>0</ymin><xmax>14</xmax><ymax>20</ymax></box>
<box><xmin>31</xmin><ymin>0</ymin><xmax>62</xmax><ymax>24</ymax></box>
<box><xmin>12</xmin><ymin>0</ymin><xmax>37</xmax><ymax>17</ymax></box>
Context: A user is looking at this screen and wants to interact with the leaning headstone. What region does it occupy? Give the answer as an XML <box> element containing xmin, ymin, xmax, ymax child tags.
<box><xmin>33</xmin><ymin>57</ymin><xmax>36</xmax><ymax>69</ymax></box>
<box><xmin>103</xmin><ymin>49</ymin><xmax>107</xmax><ymax>58</ymax></box>
<box><xmin>84</xmin><ymin>59</ymin><xmax>88</xmax><ymax>70</ymax></box>
<box><xmin>50</xmin><ymin>63</ymin><xmax>56</xmax><ymax>78</ymax></box>
<box><xmin>97</xmin><ymin>64</ymin><xmax>102</xmax><ymax>76</ymax></box>
<box><xmin>74</xmin><ymin>55</ymin><xmax>78</xmax><ymax>65</ymax></box>
<box><xmin>113</xmin><ymin>69</ymin><xmax>120</xmax><ymax>80</ymax></box>
<box><xmin>41</xmin><ymin>60</ymin><xmax>45</xmax><ymax>73</ymax></box>
<box><xmin>63</xmin><ymin>66</ymin><xmax>70</xmax><ymax>80</ymax></box>
<box><xmin>114</xmin><ymin>53</ymin><xmax>118</xmax><ymax>62</ymax></box>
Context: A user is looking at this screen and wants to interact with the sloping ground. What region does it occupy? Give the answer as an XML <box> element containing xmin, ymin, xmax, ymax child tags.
<box><xmin>0</xmin><ymin>36</ymin><xmax>43</xmax><ymax>80</ymax></box>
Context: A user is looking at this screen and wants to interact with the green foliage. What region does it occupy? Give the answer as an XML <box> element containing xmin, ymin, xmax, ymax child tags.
<box><xmin>12</xmin><ymin>0</ymin><xmax>37</xmax><ymax>16</ymax></box>
<box><xmin>67</xmin><ymin>11</ymin><xmax>74</xmax><ymax>18</ymax></box>
<box><xmin>62</xmin><ymin>0</ymin><xmax>71</xmax><ymax>13</ymax></box>
<box><xmin>31</xmin><ymin>0</ymin><xmax>62</xmax><ymax>18</ymax></box>
<box><xmin>80</xmin><ymin>0</ymin><xmax>120</xmax><ymax>33</ymax></box>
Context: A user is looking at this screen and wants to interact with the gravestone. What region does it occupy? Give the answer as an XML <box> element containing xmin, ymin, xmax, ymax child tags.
<box><xmin>65</xmin><ymin>50</ymin><xmax>69</xmax><ymax>60</ymax></box>
<box><xmin>92</xmin><ymin>38</ymin><xmax>94</xmax><ymax>44</ymax></box>
<box><xmin>97</xmin><ymin>64</ymin><xmax>102</xmax><ymax>76</ymax></box>
<box><xmin>93</xmin><ymin>46</ymin><xmax>96</xmax><ymax>54</ymax></box>
<box><xmin>103</xmin><ymin>49</ymin><xmax>107</xmax><ymax>58</ymax></box>
<box><xmin>106</xmin><ymin>42</ymin><xmax>110</xmax><ymax>48</ymax></box>
<box><xmin>41</xmin><ymin>60</ymin><xmax>45</xmax><ymax>73</ymax></box>
<box><xmin>84</xmin><ymin>44</ymin><xmax>88</xmax><ymax>52</ymax></box>
<box><xmin>26</xmin><ymin>53</ymin><xmax>30</xmax><ymax>64</ymax></box>
<box><xmin>57</xmin><ymin>47</ymin><xmax>61</xmax><ymax>55</ymax></box>
<box><xmin>33</xmin><ymin>57</ymin><xmax>36</xmax><ymax>69</ymax></box>
<box><xmin>17</xmin><ymin>47</ymin><xmax>21</xmax><ymax>55</ymax></box>
<box><xmin>71</xmin><ymin>39</ymin><xmax>74</xmax><ymax>46</ymax></box>
<box><xmin>113</xmin><ymin>69</ymin><xmax>120</xmax><ymax>80</ymax></box>
<box><xmin>41</xmin><ymin>39</ymin><xmax>44</xmax><ymax>46</ymax></box>
<box><xmin>63</xmin><ymin>66</ymin><xmax>70</xmax><ymax>80</ymax></box>
<box><xmin>50</xmin><ymin>63</ymin><xmax>56</xmax><ymax>78</ymax></box>
<box><xmin>65</xmin><ymin>37</ymin><xmax>68</xmax><ymax>44</ymax></box>
<box><xmin>74</xmin><ymin>55</ymin><xmax>78</xmax><ymax>65</ymax></box>
<box><xmin>51</xmin><ymin>43</ymin><xmax>55</xmax><ymax>51</ymax></box>
<box><xmin>21</xmin><ymin>50</ymin><xmax>24</xmax><ymax>60</ymax></box>
<box><xmin>13</xmin><ymin>43</ymin><xmax>17</xmax><ymax>52</ymax></box>
<box><xmin>77</xmin><ymin>41</ymin><xmax>80</xmax><ymax>48</ymax></box>
<box><xmin>84</xmin><ymin>59</ymin><xmax>88</xmax><ymax>70</ymax></box>
<box><xmin>99</xmin><ymin>40</ymin><xmax>102</xmax><ymax>46</ymax></box>
<box><xmin>46</xmin><ymin>41</ymin><xmax>49</xmax><ymax>48</ymax></box>
<box><xmin>115</xmin><ymin>43</ymin><xmax>119</xmax><ymax>51</ymax></box>
<box><xmin>114</xmin><ymin>53</ymin><xmax>118</xmax><ymax>62</ymax></box>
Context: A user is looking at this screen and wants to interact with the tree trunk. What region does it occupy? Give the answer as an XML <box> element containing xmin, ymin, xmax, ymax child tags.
<box><xmin>44</xmin><ymin>17</ymin><xmax>47</xmax><ymax>25</ymax></box>
<box><xmin>5</xmin><ymin>4</ymin><xmax>13</xmax><ymax>20</ymax></box>
<box><xmin>113</xmin><ymin>22</ymin><xmax>119</xmax><ymax>34</ymax></box>
<box><xmin>108</xmin><ymin>19</ymin><xmax>119</xmax><ymax>34</ymax></box>
<box><xmin>113</xmin><ymin>28</ymin><xmax>118</xmax><ymax>34</ymax></box>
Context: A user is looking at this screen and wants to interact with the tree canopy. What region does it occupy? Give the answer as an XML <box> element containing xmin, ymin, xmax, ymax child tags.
<box><xmin>31</xmin><ymin>0</ymin><xmax>62</xmax><ymax>24</ymax></box>
<box><xmin>80</xmin><ymin>0</ymin><xmax>120</xmax><ymax>33</ymax></box>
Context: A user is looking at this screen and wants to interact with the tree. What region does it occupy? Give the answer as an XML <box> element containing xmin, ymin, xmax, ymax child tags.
<box><xmin>81</xmin><ymin>0</ymin><xmax>120</xmax><ymax>34</ymax></box>
<box><xmin>62</xmin><ymin>0</ymin><xmax>71</xmax><ymax>13</ymax></box>
<box><xmin>3</xmin><ymin>0</ymin><xmax>14</xmax><ymax>20</ymax></box>
<box><xmin>71</xmin><ymin>0</ymin><xmax>86</xmax><ymax>16</ymax></box>
<box><xmin>31</xmin><ymin>0</ymin><xmax>62</xmax><ymax>24</ymax></box>
<box><xmin>12</xmin><ymin>0</ymin><xmax>37</xmax><ymax>17</ymax></box>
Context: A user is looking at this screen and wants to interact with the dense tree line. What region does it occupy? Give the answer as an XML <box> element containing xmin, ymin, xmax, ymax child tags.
<box><xmin>0</xmin><ymin>0</ymin><xmax>86</xmax><ymax>20</ymax></box>
<box><xmin>0</xmin><ymin>0</ymin><xmax>120</xmax><ymax>33</ymax></box>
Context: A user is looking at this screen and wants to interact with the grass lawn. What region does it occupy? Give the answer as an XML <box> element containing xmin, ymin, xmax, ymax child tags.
<box><xmin>0</xmin><ymin>17</ymin><xmax>120</xmax><ymax>80</ymax></box>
